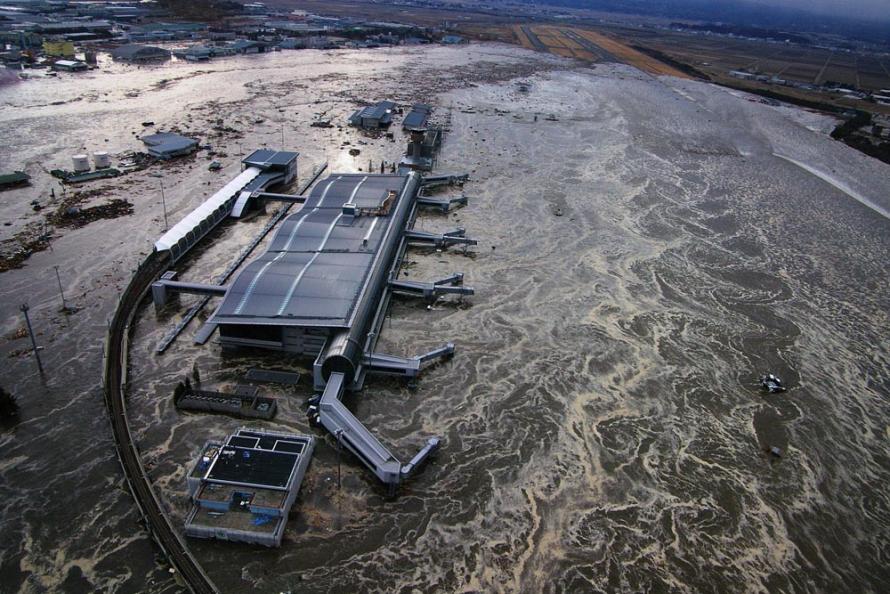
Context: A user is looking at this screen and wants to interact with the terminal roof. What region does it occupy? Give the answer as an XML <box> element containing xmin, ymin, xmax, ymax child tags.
<box><xmin>211</xmin><ymin>174</ymin><xmax>409</xmax><ymax>328</ymax></box>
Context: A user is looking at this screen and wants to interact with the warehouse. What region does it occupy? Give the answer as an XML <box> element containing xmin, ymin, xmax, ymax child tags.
<box><xmin>110</xmin><ymin>44</ymin><xmax>170</xmax><ymax>62</ymax></box>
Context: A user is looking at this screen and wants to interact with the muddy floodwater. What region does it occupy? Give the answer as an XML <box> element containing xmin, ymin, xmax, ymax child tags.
<box><xmin>2</xmin><ymin>44</ymin><xmax>889</xmax><ymax>593</ymax></box>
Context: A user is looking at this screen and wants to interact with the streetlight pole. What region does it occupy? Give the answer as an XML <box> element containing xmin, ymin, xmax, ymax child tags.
<box><xmin>336</xmin><ymin>429</ymin><xmax>343</xmax><ymax>490</ymax></box>
<box><xmin>159</xmin><ymin>180</ymin><xmax>169</xmax><ymax>230</ymax></box>
<box><xmin>53</xmin><ymin>265</ymin><xmax>68</xmax><ymax>312</ymax></box>
<box><xmin>20</xmin><ymin>303</ymin><xmax>43</xmax><ymax>373</ymax></box>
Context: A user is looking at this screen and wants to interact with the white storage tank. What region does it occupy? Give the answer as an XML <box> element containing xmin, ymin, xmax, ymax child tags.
<box><xmin>72</xmin><ymin>154</ymin><xmax>90</xmax><ymax>172</ymax></box>
<box><xmin>93</xmin><ymin>151</ymin><xmax>111</xmax><ymax>169</ymax></box>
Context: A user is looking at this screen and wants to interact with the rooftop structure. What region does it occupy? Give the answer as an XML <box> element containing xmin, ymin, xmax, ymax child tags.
<box><xmin>348</xmin><ymin>100</ymin><xmax>395</xmax><ymax>129</ymax></box>
<box><xmin>185</xmin><ymin>428</ymin><xmax>315</xmax><ymax>547</ymax></box>
<box><xmin>402</xmin><ymin>103</ymin><xmax>432</xmax><ymax>131</ymax></box>
<box><xmin>211</xmin><ymin>173</ymin><xmax>412</xmax><ymax>338</ymax></box>
<box><xmin>399</xmin><ymin>128</ymin><xmax>443</xmax><ymax>172</ymax></box>
<box><xmin>141</xmin><ymin>132</ymin><xmax>198</xmax><ymax>160</ymax></box>
<box><xmin>174</xmin><ymin>384</ymin><xmax>277</xmax><ymax>420</ymax></box>
<box><xmin>154</xmin><ymin>149</ymin><xmax>298</xmax><ymax>261</ymax></box>
<box><xmin>110</xmin><ymin>44</ymin><xmax>170</xmax><ymax>62</ymax></box>
<box><xmin>33</xmin><ymin>20</ymin><xmax>113</xmax><ymax>35</ymax></box>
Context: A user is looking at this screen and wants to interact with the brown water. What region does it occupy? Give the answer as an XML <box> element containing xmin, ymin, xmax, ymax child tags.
<box><xmin>1</xmin><ymin>44</ymin><xmax>889</xmax><ymax>593</ymax></box>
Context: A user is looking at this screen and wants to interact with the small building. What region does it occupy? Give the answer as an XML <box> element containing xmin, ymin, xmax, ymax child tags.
<box><xmin>43</xmin><ymin>40</ymin><xmax>75</xmax><ymax>58</ymax></box>
<box><xmin>184</xmin><ymin>428</ymin><xmax>315</xmax><ymax>547</ymax></box>
<box><xmin>141</xmin><ymin>132</ymin><xmax>198</xmax><ymax>159</ymax></box>
<box><xmin>182</xmin><ymin>45</ymin><xmax>212</xmax><ymax>61</ymax></box>
<box><xmin>52</xmin><ymin>60</ymin><xmax>88</xmax><ymax>72</ymax></box>
<box><xmin>403</xmin><ymin>103</ymin><xmax>432</xmax><ymax>131</ymax></box>
<box><xmin>110</xmin><ymin>44</ymin><xmax>171</xmax><ymax>63</ymax></box>
<box><xmin>399</xmin><ymin>127</ymin><xmax>442</xmax><ymax>172</ymax></box>
<box><xmin>349</xmin><ymin>100</ymin><xmax>396</xmax><ymax>129</ymax></box>
<box><xmin>278</xmin><ymin>37</ymin><xmax>305</xmax><ymax>50</ymax></box>
<box><xmin>229</xmin><ymin>39</ymin><xmax>264</xmax><ymax>54</ymax></box>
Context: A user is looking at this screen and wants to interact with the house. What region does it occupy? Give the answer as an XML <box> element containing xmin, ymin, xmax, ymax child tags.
<box><xmin>349</xmin><ymin>100</ymin><xmax>396</xmax><ymax>129</ymax></box>
<box><xmin>110</xmin><ymin>44</ymin><xmax>171</xmax><ymax>63</ymax></box>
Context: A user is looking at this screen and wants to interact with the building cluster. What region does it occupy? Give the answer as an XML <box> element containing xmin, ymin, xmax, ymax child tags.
<box><xmin>729</xmin><ymin>70</ymin><xmax>890</xmax><ymax>106</ymax></box>
<box><xmin>0</xmin><ymin>0</ymin><xmax>467</xmax><ymax>73</ymax></box>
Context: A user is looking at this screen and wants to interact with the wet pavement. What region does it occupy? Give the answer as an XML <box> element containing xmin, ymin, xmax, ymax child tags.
<box><xmin>1</xmin><ymin>44</ymin><xmax>889</xmax><ymax>593</ymax></box>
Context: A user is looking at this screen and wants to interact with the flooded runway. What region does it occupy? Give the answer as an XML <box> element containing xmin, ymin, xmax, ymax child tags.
<box><xmin>1</xmin><ymin>44</ymin><xmax>889</xmax><ymax>593</ymax></box>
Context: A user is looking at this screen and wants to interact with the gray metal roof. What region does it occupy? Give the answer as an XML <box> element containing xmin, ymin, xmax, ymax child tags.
<box><xmin>243</xmin><ymin>149</ymin><xmax>298</xmax><ymax>169</ymax></box>
<box><xmin>142</xmin><ymin>132</ymin><xmax>198</xmax><ymax>156</ymax></box>
<box><xmin>110</xmin><ymin>44</ymin><xmax>170</xmax><ymax>60</ymax></box>
<box><xmin>350</xmin><ymin>100</ymin><xmax>395</xmax><ymax>126</ymax></box>
<box><xmin>212</xmin><ymin>174</ymin><xmax>408</xmax><ymax>328</ymax></box>
<box><xmin>403</xmin><ymin>104</ymin><xmax>431</xmax><ymax>130</ymax></box>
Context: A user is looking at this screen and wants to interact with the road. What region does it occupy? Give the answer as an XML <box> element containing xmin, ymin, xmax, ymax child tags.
<box><xmin>102</xmin><ymin>251</ymin><xmax>219</xmax><ymax>594</ymax></box>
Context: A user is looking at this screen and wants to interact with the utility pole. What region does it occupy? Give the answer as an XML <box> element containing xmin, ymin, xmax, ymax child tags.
<box><xmin>20</xmin><ymin>303</ymin><xmax>43</xmax><ymax>373</ymax></box>
<box><xmin>159</xmin><ymin>180</ymin><xmax>169</xmax><ymax>230</ymax></box>
<box><xmin>52</xmin><ymin>265</ymin><xmax>68</xmax><ymax>312</ymax></box>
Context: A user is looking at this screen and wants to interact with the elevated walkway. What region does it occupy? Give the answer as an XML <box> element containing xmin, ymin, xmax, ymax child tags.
<box><xmin>154</xmin><ymin>150</ymin><xmax>299</xmax><ymax>262</ymax></box>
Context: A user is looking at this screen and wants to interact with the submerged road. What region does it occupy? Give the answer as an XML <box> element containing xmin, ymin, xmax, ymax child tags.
<box><xmin>102</xmin><ymin>251</ymin><xmax>218</xmax><ymax>594</ymax></box>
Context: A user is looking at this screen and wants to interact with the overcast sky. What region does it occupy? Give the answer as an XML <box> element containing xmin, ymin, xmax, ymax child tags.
<box><xmin>743</xmin><ymin>0</ymin><xmax>890</xmax><ymax>21</ymax></box>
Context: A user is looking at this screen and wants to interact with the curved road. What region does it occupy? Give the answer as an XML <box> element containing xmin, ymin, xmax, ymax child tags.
<box><xmin>102</xmin><ymin>251</ymin><xmax>218</xmax><ymax>594</ymax></box>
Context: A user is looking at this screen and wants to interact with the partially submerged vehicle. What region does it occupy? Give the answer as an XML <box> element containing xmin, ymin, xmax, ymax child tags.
<box><xmin>760</xmin><ymin>373</ymin><xmax>787</xmax><ymax>393</ymax></box>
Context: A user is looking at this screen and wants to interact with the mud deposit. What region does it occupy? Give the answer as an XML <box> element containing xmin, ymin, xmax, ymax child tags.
<box><xmin>2</xmin><ymin>44</ymin><xmax>889</xmax><ymax>593</ymax></box>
